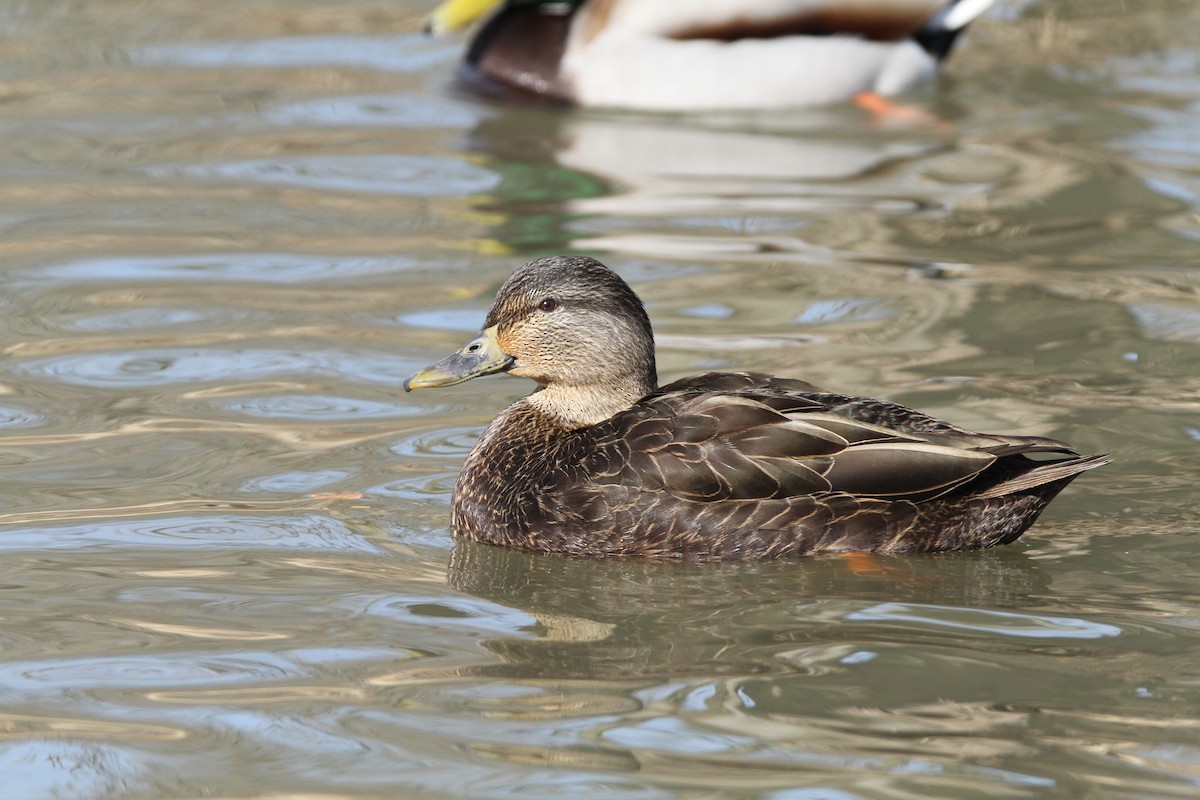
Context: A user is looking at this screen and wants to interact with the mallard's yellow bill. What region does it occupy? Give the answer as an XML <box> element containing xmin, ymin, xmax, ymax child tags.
<box><xmin>423</xmin><ymin>0</ymin><xmax>504</xmax><ymax>35</ymax></box>
<box><xmin>405</xmin><ymin>325</ymin><xmax>514</xmax><ymax>391</ymax></box>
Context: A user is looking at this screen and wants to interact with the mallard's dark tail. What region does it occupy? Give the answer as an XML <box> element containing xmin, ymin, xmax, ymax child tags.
<box><xmin>914</xmin><ymin>0</ymin><xmax>998</xmax><ymax>60</ymax></box>
<box><xmin>976</xmin><ymin>453</ymin><xmax>1112</xmax><ymax>500</ymax></box>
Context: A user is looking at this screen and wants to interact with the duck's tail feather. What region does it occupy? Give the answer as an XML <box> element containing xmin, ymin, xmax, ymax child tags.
<box><xmin>975</xmin><ymin>453</ymin><xmax>1112</xmax><ymax>499</ymax></box>
<box><xmin>914</xmin><ymin>0</ymin><xmax>998</xmax><ymax>60</ymax></box>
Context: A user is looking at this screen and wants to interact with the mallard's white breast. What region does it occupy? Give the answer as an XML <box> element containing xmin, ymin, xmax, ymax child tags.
<box><xmin>560</xmin><ymin>34</ymin><xmax>938</xmax><ymax>111</ymax></box>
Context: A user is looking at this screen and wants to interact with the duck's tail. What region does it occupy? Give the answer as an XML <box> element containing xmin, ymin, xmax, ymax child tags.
<box><xmin>914</xmin><ymin>0</ymin><xmax>998</xmax><ymax>61</ymax></box>
<box><xmin>975</xmin><ymin>453</ymin><xmax>1113</xmax><ymax>500</ymax></box>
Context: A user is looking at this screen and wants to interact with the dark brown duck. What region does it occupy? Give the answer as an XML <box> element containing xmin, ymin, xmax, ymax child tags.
<box><xmin>405</xmin><ymin>256</ymin><xmax>1108</xmax><ymax>560</ymax></box>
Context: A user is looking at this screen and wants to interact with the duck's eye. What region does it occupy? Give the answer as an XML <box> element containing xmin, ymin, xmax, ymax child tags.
<box><xmin>538</xmin><ymin>298</ymin><xmax>559</xmax><ymax>313</ymax></box>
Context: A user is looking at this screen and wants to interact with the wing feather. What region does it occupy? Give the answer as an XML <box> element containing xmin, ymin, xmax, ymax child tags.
<box><xmin>821</xmin><ymin>442</ymin><xmax>995</xmax><ymax>498</ymax></box>
<box><xmin>584</xmin><ymin>373</ymin><xmax>1073</xmax><ymax>507</ymax></box>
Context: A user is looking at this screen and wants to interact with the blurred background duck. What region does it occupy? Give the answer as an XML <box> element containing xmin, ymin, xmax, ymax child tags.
<box><xmin>424</xmin><ymin>0</ymin><xmax>999</xmax><ymax>110</ymax></box>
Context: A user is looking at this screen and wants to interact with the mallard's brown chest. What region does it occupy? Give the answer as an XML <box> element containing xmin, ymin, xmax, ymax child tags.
<box><xmin>450</xmin><ymin>401</ymin><xmax>581</xmax><ymax>548</ymax></box>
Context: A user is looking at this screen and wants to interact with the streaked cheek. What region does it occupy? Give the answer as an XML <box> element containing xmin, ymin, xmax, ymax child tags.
<box><xmin>495</xmin><ymin>325</ymin><xmax>519</xmax><ymax>356</ymax></box>
<box><xmin>495</xmin><ymin>323</ymin><xmax>540</xmax><ymax>375</ymax></box>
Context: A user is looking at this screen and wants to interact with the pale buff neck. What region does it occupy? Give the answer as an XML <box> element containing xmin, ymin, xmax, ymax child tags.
<box><xmin>523</xmin><ymin>380</ymin><xmax>651</xmax><ymax>429</ymax></box>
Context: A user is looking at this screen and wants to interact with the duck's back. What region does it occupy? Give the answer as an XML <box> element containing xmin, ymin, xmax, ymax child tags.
<box><xmin>452</xmin><ymin>372</ymin><xmax>1108</xmax><ymax>559</ymax></box>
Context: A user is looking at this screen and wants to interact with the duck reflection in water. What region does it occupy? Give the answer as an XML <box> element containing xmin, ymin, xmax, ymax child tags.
<box><xmin>445</xmin><ymin>538</ymin><xmax>1055</xmax><ymax>679</ymax></box>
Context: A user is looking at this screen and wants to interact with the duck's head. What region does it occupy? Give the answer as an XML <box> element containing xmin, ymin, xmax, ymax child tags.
<box><xmin>423</xmin><ymin>0</ymin><xmax>502</xmax><ymax>36</ymax></box>
<box><xmin>423</xmin><ymin>0</ymin><xmax>582</xmax><ymax>36</ymax></box>
<box><xmin>405</xmin><ymin>256</ymin><xmax>658</xmax><ymax>426</ymax></box>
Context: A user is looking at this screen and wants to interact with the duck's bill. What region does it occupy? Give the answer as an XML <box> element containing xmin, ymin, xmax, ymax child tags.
<box><xmin>423</xmin><ymin>0</ymin><xmax>503</xmax><ymax>35</ymax></box>
<box><xmin>404</xmin><ymin>325</ymin><xmax>514</xmax><ymax>391</ymax></box>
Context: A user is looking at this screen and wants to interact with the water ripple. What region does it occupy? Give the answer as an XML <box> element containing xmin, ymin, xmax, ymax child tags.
<box><xmin>373</xmin><ymin>472</ymin><xmax>459</xmax><ymax>502</ymax></box>
<box><xmin>846</xmin><ymin>603</ymin><xmax>1122</xmax><ymax>639</ymax></box>
<box><xmin>69</xmin><ymin>307</ymin><xmax>215</xmax><ymax>331</ymax></box>
<box><xmin>0</xmin><ymin>514</ymin><xmax>380</xmax><ymax>554</ymax></box>
<box><xmin>1112</xmin><ymin>49</ymin><xmax>1200</xmax><ymax>100</ymax></box>
<box><xmin>1128</xmin><ymin>303</ymin><xmax>1200</xmax><ymax>341</ymax></box>
<box><xmin>677</xmin><ymin>303</ymin><xmax>735</xmax><ymax>320</ymax></box>
<box><xmin>0</xmin><ymin>405</ymin><xmax>43</xmax><ymax>428</ymax></box>
<box><xmin>0</xmin><ymin>741</ymin><xmax>151</xmax><ymax>799</ymax></box>
<box><xmin>136</xmin><ymin>34</ymin><xmax>455</xmax><ymax>72</ymax></box>
<box><xmin>264</xmin><ymin>93</ymin><xmax>478</xmax><ymax>130</ymax></box>
<box><xmin>13</xmin><ymin>347</ymin><xmax>415</xmax><ymax>388</ymax></box>
<box><xmin>399</xmin><ymin>309</ymin><xmax>488</xmax><ymax>333</ymax></box>
<box><xmin>362</xmin><ymin>594</ymin><xmax>538</xmax><ymax>636</ymax></box>
<box><xmin>2</xmin><ymin>654</ymin><xmax>283</xmax><ymax>691</ymax></box>
<box><xmin>242</xmin><ymin>470</ymin><xmax>354</xmax><ymax>494</ymax></box>
<box><xmin>390</xmin><ymin>426</ymin><xmax>481</xmax><ymax>458</ymax></box>
<box><xmin>794</xmin><ymin>298</ymin><xmax>897</xmax><ymax>326</ymax></box>
<box><xmin>35</xmin><ymin>253</ymin><xmax>419</xmax><ymax>284</ymax></box>
<box><xmin>224</xmin><ymin>394</ymin><xmax>418</xmax><ymax>421</ymax></box>
<box><xmin>143</xmin><ymin>155</ymin><xmax>499</xmax><ymax>197</ymax></box>
<box><xmin>601</xmin><ymin>715</ymin><xmax>756</xmax><ymax>755</ymax></box>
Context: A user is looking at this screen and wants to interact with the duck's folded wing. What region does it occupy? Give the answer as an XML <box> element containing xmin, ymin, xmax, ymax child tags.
<box><xmin>587</xmin><ymin>392</ymin><xmax>1004</xmax><ymax>503</ymax></box>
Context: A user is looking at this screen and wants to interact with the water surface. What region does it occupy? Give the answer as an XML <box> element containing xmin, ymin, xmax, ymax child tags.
<box><xmin>2</xmin><ymin>1</ymin><xmax>1200</xmax><ymax>797</ymax></box>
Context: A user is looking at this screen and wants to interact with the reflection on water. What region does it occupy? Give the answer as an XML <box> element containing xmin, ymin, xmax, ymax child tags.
<box><xmin>144</xmin><ymin>154</ymin><xmax>500</xmax><ymax>196</ymax></box>
<box><xmin>34</xmin><ymin>253</ymin><xmax>424</xmax><ymax>283</ymax></box>
<box><xmin>1</xmin><ymin>0</ymin><xmax>1200</xmax><ymax>797</ymax></box>
<box><xmin>445</xmin><ymin>540</ymin><xmax>1061</xmax><ymax>679</ymax></box>
<box><xmin>137</xmin><ymin>33</ymin><xmax>454</xmax><ymax>72</ymax></box>
<box><xmin>264</xmin><ymin>92</ymin><xmax>479</xmax><ymax>129</ymax></box>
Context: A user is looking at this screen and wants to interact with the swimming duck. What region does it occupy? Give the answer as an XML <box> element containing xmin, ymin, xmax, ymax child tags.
<box><xmin>423</xmin><ymin>0</ymin><xmax>998</xmax><ymax>110</ymax></box>
<box><xmin>405</xmin><ymin>257</ymin><xmax>1108</xmax><ymax>560</ymax></box>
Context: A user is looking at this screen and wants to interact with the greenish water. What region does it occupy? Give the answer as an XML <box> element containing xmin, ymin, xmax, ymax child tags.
<box><xmin>2</xmin><ymin>1</ymin><xmax>1200</xmax><ymax>797</ymax></box>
